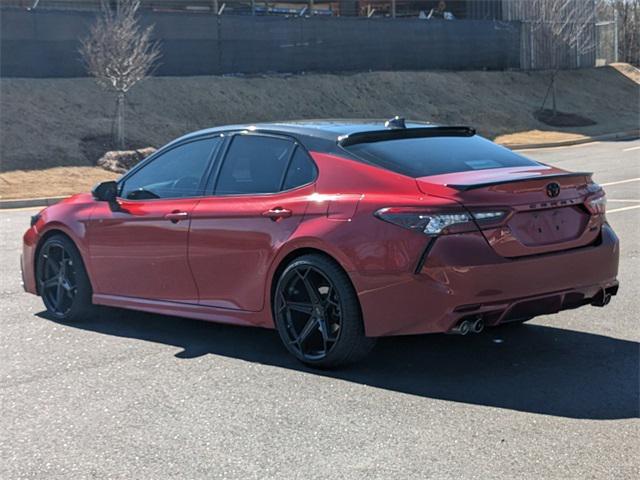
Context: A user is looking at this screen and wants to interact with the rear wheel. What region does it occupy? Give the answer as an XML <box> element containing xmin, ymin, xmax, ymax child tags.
<box><xmin>36</xmin><ymin>235</ymin><xmax>95</xmax><ymax>322</ymax></box>
<box><xmin>273</xmin><ymin>254</ymin><xmax>375</xmax><ymax>368</ymax></box>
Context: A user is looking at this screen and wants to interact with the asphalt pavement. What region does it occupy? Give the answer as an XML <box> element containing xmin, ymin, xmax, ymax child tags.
<box><xmin>1</xmin><ymin>139</ymin><xmax>639</xmax><ymax>479</ymax></box>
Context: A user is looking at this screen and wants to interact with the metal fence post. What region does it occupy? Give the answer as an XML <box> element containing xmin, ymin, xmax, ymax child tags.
<box><xmin>530</xmin><ymin>23</ymin><xmax>535</xmax><ymax>70</ymax></box>
<box><xmin>614</xmin><ymin>7</ymin><xmax>619</xmax><ymax>63</ymax></box>
<box><xmin>576</xmin><ymin>25</ymin><xmax>580</xmax><ymax>68</ymax></box>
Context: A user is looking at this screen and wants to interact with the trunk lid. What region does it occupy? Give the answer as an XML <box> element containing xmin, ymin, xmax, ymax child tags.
<box><xmin>416</xmin><ymin>166</ymin><xmax>603</xmax><ymax>257</ymax></box>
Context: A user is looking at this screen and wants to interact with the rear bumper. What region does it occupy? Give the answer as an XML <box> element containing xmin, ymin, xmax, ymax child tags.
<box><xmin>354</xmin><ymin>223</ymin><xmax>620</xmax><ymax>337</ymax></box>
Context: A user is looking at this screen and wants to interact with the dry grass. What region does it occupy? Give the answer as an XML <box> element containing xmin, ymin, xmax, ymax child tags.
<box><xmin>495</xmin><ymin>130</ymin><xmax>592</xmax><ymax>147</ymax></box>
<box><xmin>610</xmin><ymin>63</ymin><xmax>640</xmax><ymax>84</ymax></box>
<box><xmin>2</xmin><ymin>65</ymin><xmax>638</xmax><ymax>173</ymax></box>
<box><xmin>0</xmin><ymin>167</ymin><xmax>118</xmax><ymax>200</ymax></box>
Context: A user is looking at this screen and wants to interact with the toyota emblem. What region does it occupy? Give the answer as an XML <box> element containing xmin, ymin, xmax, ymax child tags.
<box><xmin>546</xmin><ymin>182</ymin><xmax>561</xmax><ymax>198</ymax></box>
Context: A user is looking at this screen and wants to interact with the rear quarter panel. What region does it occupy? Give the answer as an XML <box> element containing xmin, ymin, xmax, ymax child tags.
<box><xmin>259</xmin><ymin>151</ymin><xmax>463</xmax><ymax>333</ymax></box>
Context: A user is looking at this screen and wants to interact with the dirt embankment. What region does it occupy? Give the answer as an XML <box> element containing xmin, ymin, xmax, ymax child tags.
<box><xmin>1</xmin><ymin>65</ymin><xmax>638</xmax><ymax>199</ymax></box>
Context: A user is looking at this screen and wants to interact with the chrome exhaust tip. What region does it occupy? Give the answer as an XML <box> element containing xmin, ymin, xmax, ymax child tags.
<box><xmin>470</xmin><ymin>317</ymin><xmax>485</xmax><ymax>334</ymax></box>
<box><xmin>591</xmin><ymin>290</ymin><xmax>612</xmax><ymax>307</ymax></box>
<box><xmin>449</xmin><ymin>320</ymin><xmax>471</xmax><ymax>336</ymax></box>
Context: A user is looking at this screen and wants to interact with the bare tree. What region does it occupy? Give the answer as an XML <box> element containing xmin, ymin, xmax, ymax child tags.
<box><xmin>531</xmin><ymin>0</ymin><xmax>597</xmax><ymax>115</ymax></box>
<box><xmin>616</xmin><ymin>0</ymin><xmax>640</xmax><ymax>65</ymax></box>
<box><xmin>596</xmin><ymin>0</ymin><xmax>640</xmax><ymax>66</ymax></box>
<box><xmin>80</xmin><ymin>0</ymin><xmax>161</xmax><ymax>149</ymax></box>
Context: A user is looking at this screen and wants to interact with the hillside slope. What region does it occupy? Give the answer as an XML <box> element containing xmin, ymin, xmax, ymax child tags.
<box><xmin>1</xmin><ymin>66</ymin><xmax>638</xmax><ymax>173</ymax></box>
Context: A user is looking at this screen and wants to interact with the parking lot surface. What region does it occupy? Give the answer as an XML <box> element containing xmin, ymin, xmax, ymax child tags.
<box><xmin>1</xmin><ymin>140</ymin><xmax>639</xmax><ymax>479</ymax></box>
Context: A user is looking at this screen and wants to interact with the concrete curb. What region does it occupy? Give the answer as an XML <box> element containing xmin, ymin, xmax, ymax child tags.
<box><xmin>507</xmin><ymin>130</ymin><xmax>640</xmax><ymax>150</ymax></box>
<box><xmin>1</xmin><ymin>130</ymin><xmax>638</xmax><ymax>210</ymax></box>
<box><xmin>0</xmin><ymin>196</ymin><xmax>68</xmax><ymax>210</ymax></box>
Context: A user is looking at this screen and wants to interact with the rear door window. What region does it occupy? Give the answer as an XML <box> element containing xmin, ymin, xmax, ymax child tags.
<box><xmin>283</xmin><ymin>147</ymin><xmax>317</xmax><ymax>190</ymax></box>
<box><xmin>344</xmin><ymin>135</ymin><xmax>540</xmax><ymax>178</ymax></box>
<box><xmin>214</xmin><ymin>134</ymin><xmax>295</xmax><ymax>195</ymax></box>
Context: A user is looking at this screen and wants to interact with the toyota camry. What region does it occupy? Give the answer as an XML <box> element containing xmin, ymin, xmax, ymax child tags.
<box><xmin>22</xmin><ymin>119</ymin><xmax>620</xmax><ymax>367</ymax></box>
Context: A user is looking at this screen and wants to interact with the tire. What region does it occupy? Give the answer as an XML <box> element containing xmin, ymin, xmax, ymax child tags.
<box><xmin>273</xmin><ymin>254</ymin><xmax>376</xmax><ymax>368</ymax></box>
<box><xmin>36</xmin><ymin>234</ymin><xmax>96</xmax><ymax>322</ymax></box>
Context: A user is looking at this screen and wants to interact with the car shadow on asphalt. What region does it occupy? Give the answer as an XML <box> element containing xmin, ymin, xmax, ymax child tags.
<box><xmin>38</xmin><ymin>308</ymin><xmax>639</xmax><ymax>421</ymax></box>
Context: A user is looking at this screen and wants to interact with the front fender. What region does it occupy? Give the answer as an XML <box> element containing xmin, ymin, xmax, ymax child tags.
<box><xmin>24</xmin><ymin>194</ymin><xmax>97</xmax><ymax>294</ymax></box>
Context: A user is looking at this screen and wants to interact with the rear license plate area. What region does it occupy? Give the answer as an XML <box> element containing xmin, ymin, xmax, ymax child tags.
<box><xmin>509</xmin><ymin>207</ymin><xmax>588</xmax><ymax>246</ymax></box>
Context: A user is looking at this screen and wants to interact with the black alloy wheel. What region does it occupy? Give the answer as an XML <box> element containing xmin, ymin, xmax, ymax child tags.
<box><xmin>39</xmin><ymin>242</ymin><xmax>77</xmax><ymax>316</ymax></box>
<box><xmin>37</xmin><ymin>235</ymin><xmax>94</xmax><ymax>321</ymax></box>
<box><xmin>274</xmin><ymin>254</ymin><xmax>375</xmax><ymax>368</ymax></box>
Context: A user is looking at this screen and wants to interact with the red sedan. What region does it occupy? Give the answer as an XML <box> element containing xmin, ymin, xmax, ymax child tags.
<box><xmin>22</xmin><ymin>119</ymin><xmax>619</xmax><ymax>367</ymax></box>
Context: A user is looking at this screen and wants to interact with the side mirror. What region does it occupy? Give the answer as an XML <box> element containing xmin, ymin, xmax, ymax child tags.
<box><xmin>92</xmin><ymin>180</ymin><xmax>118</xmax><ymax>202</ymax></box>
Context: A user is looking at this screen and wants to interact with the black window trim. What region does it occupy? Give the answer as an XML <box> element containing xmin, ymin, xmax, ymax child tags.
<box><xmin>116</xmin><ymin>133</ymin><xmax>224</xmax><ymax>201</ymax></box>
<box><xmin>206</xmin><ymin>130</ymin><xmax>318</xmax><ymax>198</ymax></box>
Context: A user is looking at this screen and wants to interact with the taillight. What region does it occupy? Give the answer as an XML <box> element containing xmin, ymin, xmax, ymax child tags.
<box><xmin>585</xmin><ymin>183</ymin><xmax>606</xmax><ymax>215</ymax></box>
<box><xmin>374</xmin><ymin>207</ymin><xmax>507</xmax><ymax>236</ymax></box>
<box><xmin>587</xmin><ymin>194</ymin><xmax>607</xmax><ymax>215</ymax></box>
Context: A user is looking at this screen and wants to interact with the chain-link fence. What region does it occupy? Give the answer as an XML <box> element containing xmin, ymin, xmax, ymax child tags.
<box><xmin>595</xmin><ymin>20</ymin><xmax>617</xmax><ymax>66</ymax></box>
<box><xmin>520</xmin><ymin>21</ymin><xmax>598</xmax><ymax>70</ymax></box>
<box><xmin>1</xmin><ymin>1</ymin><xmax>622</xmax><ymax>72</ymax></box>
<box><xmin>0</xmin><ymin>7</ymin><xmax>522</xmax><ymax>77</ymax></box>
<box><xmin>0</xmin><ymin>1</ymin><xmax>519</xmax><ymax>18</ymax></box>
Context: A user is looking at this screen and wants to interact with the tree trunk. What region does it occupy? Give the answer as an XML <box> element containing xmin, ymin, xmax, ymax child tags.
<box><xmin>115</xmin><ymin>93</ymin><xmax>125</xmax><ymax>150</ymax></box>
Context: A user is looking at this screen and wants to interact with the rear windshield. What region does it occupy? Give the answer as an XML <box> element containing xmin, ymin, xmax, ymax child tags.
<box><xmin>343</xmin><ymin>135</ymin><xmax>540</xmax><ymax>178</ymax></box>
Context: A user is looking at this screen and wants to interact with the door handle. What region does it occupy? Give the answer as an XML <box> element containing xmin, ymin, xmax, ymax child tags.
<box><xmin>262</xmin><ymin>207</ymin><xmax>292</xmax><ymax>221</ymax></box>
<box><xmin>164</xmin><ymin>211</ymin><xmax>189</xmax><ymax>223</ymax></box>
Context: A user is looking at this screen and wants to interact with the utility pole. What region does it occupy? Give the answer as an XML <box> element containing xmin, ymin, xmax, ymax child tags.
<box><xmin>392</xmin><ymin>0</ymin><xmax>396</xmax><ymax>18</ymax></box>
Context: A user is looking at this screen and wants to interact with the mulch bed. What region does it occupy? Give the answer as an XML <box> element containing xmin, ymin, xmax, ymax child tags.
<box><xmin>534</xmin><ymin>109</ymin><xmax>597</xmax><ymax>127</ymax></box>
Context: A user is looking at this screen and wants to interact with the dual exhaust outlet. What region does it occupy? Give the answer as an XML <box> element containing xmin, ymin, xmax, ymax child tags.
<box><xmin>591</xmin><ymin>289</ymin><xmax>613</xmax><ymax>307</ymax></box>
<box><xmin>449</xmin><ymin>317</ymin><xmax>484</xmax><ymax>336</ymax></box>
<box><xmin>448</xmin><ymin>288</ymin><xmax>616</xmax><ymax>336</ymax></box>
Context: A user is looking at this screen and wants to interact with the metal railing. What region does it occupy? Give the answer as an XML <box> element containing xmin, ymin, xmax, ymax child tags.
<box><xmin>0</xmin><ymin>1</ymin><xmax>492</xmax><ymax>18</ymax></box>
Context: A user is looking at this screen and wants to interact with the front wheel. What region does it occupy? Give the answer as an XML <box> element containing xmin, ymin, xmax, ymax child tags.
<box><xmin>36</xmin><ymin>234</ymin><xmax>96</xmax><ymax>322</ymax></box>
<box><xmin>273</xmin><ymin>254</ymin><xmax>375</xmax><ymax>368</ymax></box>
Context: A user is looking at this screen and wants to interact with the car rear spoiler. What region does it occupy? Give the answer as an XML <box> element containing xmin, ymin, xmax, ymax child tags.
<box><xmin>446</xmin><ymin>172</ymin><xmax>593</xmax><ymax>191</ymax></box>
<box><xmin>338</xmin><ymin>126</ymin><xmax>476</xmax><ymax>147</ymax></box>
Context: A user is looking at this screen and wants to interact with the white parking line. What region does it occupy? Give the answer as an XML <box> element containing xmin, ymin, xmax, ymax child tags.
<box><xmin>608</xmin><ymin>205</ymin><xmax>640</xmax><ymax>214</ymax></box>
<box><xmin>601</xmin><ymin>177</ymin><xmax>640</xmax><ymax>186</ymax></box>
<box><xmin>607</xmin><ymin>199</ymin><xmax>640</xmax><ymax>203</ymax></box>
<box><xmin>622</xmin><ymin>146</ymin><xmax>640</xmax><ymax>152</ymax></box>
